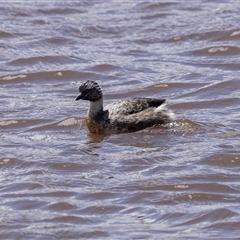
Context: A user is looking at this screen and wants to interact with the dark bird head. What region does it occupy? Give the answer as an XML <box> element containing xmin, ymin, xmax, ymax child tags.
<box><xmin>75</xmin><ymin>81</ymin><xmax>102</xmax><ymax>101</ymax></box>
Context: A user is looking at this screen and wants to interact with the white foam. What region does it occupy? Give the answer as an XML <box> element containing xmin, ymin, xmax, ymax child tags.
<box><xmin>155</xmin><ymin>103</ymin><xmax>176</xmax><ymax>120</ymax></box>
<box><xmin>0</xmin><ymin>120</ymin><xmax>18</xmax><ymax>126</ymax></box>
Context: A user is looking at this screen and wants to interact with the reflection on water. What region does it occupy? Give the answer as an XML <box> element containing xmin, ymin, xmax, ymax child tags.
<box><xmin>1</xmin><ymin>1</ymin><xmax>240</xmax><ymax>239</ymax></box>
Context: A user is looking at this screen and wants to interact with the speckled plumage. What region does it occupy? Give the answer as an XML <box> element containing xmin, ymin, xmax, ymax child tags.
<box><xmin>75</xmin><ymin>80</ymin><xmax>173</xmax><ymax>133</ymax></box>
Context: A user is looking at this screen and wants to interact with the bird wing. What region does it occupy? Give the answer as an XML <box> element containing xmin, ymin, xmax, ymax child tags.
<box><xmin>105</xmin><ymin>98</ymin><xmax>166</xmax><ymax>118</ymax></box>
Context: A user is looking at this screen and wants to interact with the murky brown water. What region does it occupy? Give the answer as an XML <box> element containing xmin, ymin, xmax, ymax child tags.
<box><xmin>1</xmin><ymin>1</ymin><xmax>240</xmax><ymax>239</ymax></box>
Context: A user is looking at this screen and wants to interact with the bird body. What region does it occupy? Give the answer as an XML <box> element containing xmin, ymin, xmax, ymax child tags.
<box><xmin>75</xmin><ymin>81</ymin><xmax>172</xmax><ymax>134</ymax></box>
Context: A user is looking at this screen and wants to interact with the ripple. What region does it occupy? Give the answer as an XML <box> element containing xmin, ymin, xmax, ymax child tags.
<box><xmin>43</xmin><ymin>202</ymin><xmax>77</xmax><ymax>212</ymax></box>
<box><xmin>4</xmin><ymin>199</ymin><xmax>47</xmax><ymax>211</ymax></box>
<box><xmin>8</xmin><ymin>55</ymin><xmax>74</xmax><ymax>67</ymax></box>
<box><xmin>183</xmin><ymin>46</ymin><xmax>240</xmax><ymax>56</ymax></box>
<box><xmin>37</xmin><ymin>7</ymin><xmax>85</xmax><ymax>15</ymax></box>
<box><xmin>0</xmin><ymin>30</ymin><xmax>13</xmax><ymax>38</ymax></box>
<box><xmin>172</xmin><ymin>208</ymin><xmax>237</xmax><ymax>227</ymax></box>
<box><xmin>1</xmin><ymin>1</ymin><xmax>240</xmax><ymax>239</ymax></box>
<box><xmin>200</xmin><ymin>153</ymin><xmax>240</xmax><ymax>168</ymax></box>
<box><xmin>86</xmin><ymin>63</ymin><xmax>121</xmax><ymax>72</ymax></box>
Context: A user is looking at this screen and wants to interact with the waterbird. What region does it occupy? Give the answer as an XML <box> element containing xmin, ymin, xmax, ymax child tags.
<box><xmin>75</xmin><ymin>80</ymin><xmax>173</xmax><ymax>134</ymax></box>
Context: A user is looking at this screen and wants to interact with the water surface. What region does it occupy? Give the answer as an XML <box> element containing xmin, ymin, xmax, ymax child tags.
<box><xmin>1</xmin><ymin>1</ymin><xmax>240</xmax><ymax>239</ymax></box>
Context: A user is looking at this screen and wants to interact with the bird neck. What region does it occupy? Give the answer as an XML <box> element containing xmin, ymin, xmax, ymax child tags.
<box><xmin>88</xmin><ymin>98</ymin><xmax>104</xmax><ymax>117</ymax></box>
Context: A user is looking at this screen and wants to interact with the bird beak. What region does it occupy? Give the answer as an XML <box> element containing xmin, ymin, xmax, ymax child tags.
<box><xmin>75</xmin><ymin>93</ymin><xmax>83</xmax><ymax>101</ymax></box>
